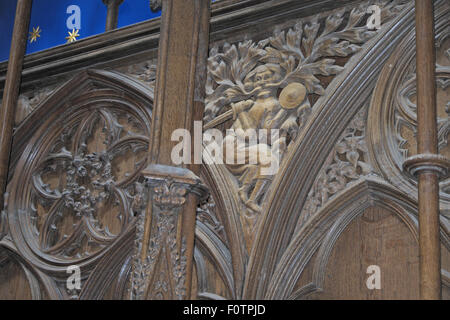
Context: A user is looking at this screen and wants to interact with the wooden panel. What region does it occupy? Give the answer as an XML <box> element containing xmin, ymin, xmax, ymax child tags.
<box><xmin>0</xmin><ymin>253</ymin><xmax>32</xmax><ymax>300</ymax></box>
<box><xmin>310</xmin><ymin>206</ymin><xmax>420</xmax><ymax>300</ymax></box>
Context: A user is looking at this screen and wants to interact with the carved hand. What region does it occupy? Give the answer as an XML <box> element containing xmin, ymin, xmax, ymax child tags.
<box><xmin>231</xmin><ymin>100</ymin><xmax>254</xmax><ymax>120</ymax></box>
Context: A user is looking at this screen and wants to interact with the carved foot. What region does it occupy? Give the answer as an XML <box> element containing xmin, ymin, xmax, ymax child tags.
<box><xmin>238</xmin><ymin>187</ymin><xmax>249</xmax><ymax>204</ymax></box>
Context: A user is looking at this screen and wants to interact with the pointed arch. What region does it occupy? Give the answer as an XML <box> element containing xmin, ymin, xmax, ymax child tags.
<box><xmin>242</xmin><ymin>2</ymin><xmax>419</xmax><ymax>299</ymax></box>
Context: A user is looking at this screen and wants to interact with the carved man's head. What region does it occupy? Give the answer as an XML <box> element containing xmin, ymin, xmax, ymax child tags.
<box><xmin>245</xmin><ymin>64</ymin><xmax>282</xmax><ymax>88</ymax></box>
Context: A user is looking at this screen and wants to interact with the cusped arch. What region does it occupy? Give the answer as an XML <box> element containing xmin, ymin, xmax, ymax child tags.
<box><xmin>10</xmin><ymin>69</ymin><xmax>154</xmax><ymax>176</ymax></box>
<box><xmin>6</xmin><ymin>69</ymin><xmax>154</xmax><ymax>277</ymax></box>
<box><xmin>265</xmin><ymin>176</ymin><xmax>449</xmax><ymax>299</ymax></box>
<box><xmin>366</xmin><ymin>6</ymin><xmax>450</xmax><ymax>207</ymax></box>
<box><xmin>244</xmin><ymin>0</ymin><xmax>450</xmax><ymax>299</ymax></box>
<box><xmin>242</xmin><ymin>2</ymin><xmax>418</xmax><ymax>299</ymax></box>
<box><xmin>6</xmin><ymin>69</ymin><xmax>246</xmax><ymax>299</ymax></box>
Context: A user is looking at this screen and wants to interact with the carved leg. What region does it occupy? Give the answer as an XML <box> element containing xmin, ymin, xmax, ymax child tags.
<box><xmin>246</xmin><ymin>178</ymin><xmax>270</xmax><ymax>213</ymax></box>
<box><xmin>234</xmin><ymin>165</ymin><xmax>258</xmax><ymax>205</ymax></box>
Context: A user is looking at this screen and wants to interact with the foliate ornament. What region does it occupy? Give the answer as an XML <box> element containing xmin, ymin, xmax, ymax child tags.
<box><xmin>131</xmin><ymin>165</ymin><xmax>208</xmax><ymax>300</ymax></box>
<box><xmin>16</xmin><ymin>83</ymin><xmax>61</xmax><ymax>125</ymax></box>
<box><xmin>197</xmin><ymin>195</ymin><xmax>227</xmax><ymax>244</ymax></box>
<box><xmin>205</xmin><ymin>0</ymin><xmax>407</xmax><ymax>122</ymax></box>
<box><xmin>132</xmin><ymin>203</ymin><xmax>188</xmax><ymax>300</ymax></box>
<box><xmin>298</xmin><ymin>108</ymin><xmax>373</xmax><ymax>229</ymax></box>
<box><xmin>7</xmin><ymin>78</ymin><xmax>152</xmax><ymax>268</ymax></box>
<box><xmin>29</xmin><ymin>108</ymin><xmax>148</xmax><ymax>259</ymax></box>
<box><xmin>204</xmin><ymin>0</ymin><xmax>403</xmax><ymax>218</ymax></box>
<box><xmin>150</xmin><ymin>0</ymin><xmax>162</xmax><ymax>12</ymax></box>
<box><xmin>117</xmin><ymin>60</ymin><xmax>157</xmax><ymax>89</ymax></box>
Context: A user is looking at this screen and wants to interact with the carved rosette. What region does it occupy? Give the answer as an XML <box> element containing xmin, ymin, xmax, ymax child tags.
<box><xmin>131</xmin><ymin>164</ymin><xmax>208</xmax><ymax>300</ymax></box>
<box><xmin>27</xmin><ymin>108</ymin><xmax>149</xmax><ymax>260</ymax></box>
<box><xmin>4</xmin><ymin>71</ymin><xmax>153</xmax><ymax>294</ymax></box>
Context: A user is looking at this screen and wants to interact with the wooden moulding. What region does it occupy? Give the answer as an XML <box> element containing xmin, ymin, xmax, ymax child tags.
<box><xmin>0</xmin><ymin>0</ymin><xmax>358</xmax><ymax>94</ymax></box>
<box><xmin>403</xmin><ymin>154</ymin><xmax>450</xmax><ymax>180</ymax></box>
<box><xmin>0</xmin><ymin>0</ymin><xmax>33</xmax><ymax>219</ymax></box>
<box><xmin>129</xmin><ymin>0</ymin><xmax>211</xmax><ymax>300</ymax></box>
<box><xmin>402</xmin><ymin>0</ymin><xmax>449</xmax><ymax>300</ymax></box>
<box><xmin>102</xmin><ymin>0</ymin><xmax>124</xmax><ymax>31</ymax></box>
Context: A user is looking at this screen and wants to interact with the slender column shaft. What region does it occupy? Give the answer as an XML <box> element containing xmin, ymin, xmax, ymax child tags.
<box><xmin>130</xmin><ymin>0</ymin><xmax>210</xmax><ymax>300</ymax></box>
<box><xmin>414</xmin><ymin>0</ymin><xmax>441</xmax><ymax>300</ymax></box>
<box><xmin>0</xmin><ymin>0</ymin><xmax>33</xmax><ymax>212</ymax></box>
<box><xmin>103</xmin><ymin>0</ymin><xmax>124</xmax><ymax>31</ymax></box>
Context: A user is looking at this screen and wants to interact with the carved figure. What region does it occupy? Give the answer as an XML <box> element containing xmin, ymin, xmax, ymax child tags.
<box><xmin>223</xmin><ymin>64</ymin><xmax>309</xmax><ymax>213</ymax></box>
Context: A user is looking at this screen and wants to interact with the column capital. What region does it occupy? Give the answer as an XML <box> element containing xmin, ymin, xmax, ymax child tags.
<box><xmin>130</xmin><ymin>164</ymin><xmax>208</xmax><ymax>300</ymax></box>
<box><xmin>142</xmin><ymin>164</ymin><xmax>209</xmax><ymax>205</ymax></box>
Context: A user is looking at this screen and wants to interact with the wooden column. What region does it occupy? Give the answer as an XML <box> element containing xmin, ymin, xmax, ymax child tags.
<box><xmin>103</xmin><ymin>0</ymin><xmax>124</xmax><ymax>31</ymax></box>
<box><xmin>130</xmin><ymin>0</ymin><xmax>210</xmax><ymax>300</ymax></box>
<box><xmin>0</xmin><ymin>0</ymin><xmax>32</xmax><ymax>214</ymax></box>
<box><xmin>404</xmin><ymin>0</ymin><xmax>449</xmax><ymax>300</ymax></box>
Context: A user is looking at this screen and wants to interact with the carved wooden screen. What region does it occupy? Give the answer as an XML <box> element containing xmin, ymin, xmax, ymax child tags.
<box><xmin>0</xmin><ymin>0</ymin><xmax>449</xmax><ymax>300</ymax></box>
<box><xmin>1</xmin><ymin>70</ymin><xmax>153</xmax><ymax>299</ymax></box>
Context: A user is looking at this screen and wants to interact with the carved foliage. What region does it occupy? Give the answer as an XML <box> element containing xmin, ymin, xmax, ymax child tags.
<box><xmin>131</xmin><ymin>179</ymin><xmax>192</xmax><ymax>300</ymax></box>
<box><xmin>6</xmin><ymin>71</ymin><xmax>153</xmax><ymax>271</ymax></box>
<box><xmin>205</xmin><ymin>0</ymin><xmax>406</xmax><ymax>123</ymax></box>
<box><xmin>30</xmin><ymin>108</ymin><xmax>148</xmax><ymax>259</ymax></box>
<box><xmin>16</xmin><ymin>83</ymin><xmax>62</xmax><ymax>125</ymax></box>
<box><xmin>203</xmin><ymin>0</ymin><xmax>404</xmax><ymax>248</ymax></box>
<box><xmin>150</xmin><ymin>0</ymin><xmax>162</xmax><ymax>12</ymax></box>
<box><xmin>197</xmin><ymin>195</ymin><xmax>226</xmax><ymax>244</ymax></box>
<box><xmin>116</xmin><ymin>60</ymin><xmax>158</xmax><ymax>89</ymax></box>
<box><xmin>299</xmin><ymin>108</ymin><xmax>372</xmax><ymax>228</ymax></box>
